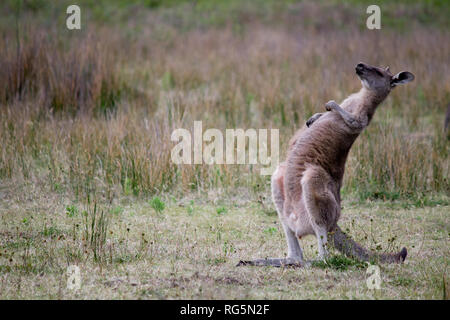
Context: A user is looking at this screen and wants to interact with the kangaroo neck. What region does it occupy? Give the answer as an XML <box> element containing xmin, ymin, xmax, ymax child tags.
<box><xmin>345</xmin><ymin>87</ymin><xmax>388</xmax><ymax>124</ymax></box>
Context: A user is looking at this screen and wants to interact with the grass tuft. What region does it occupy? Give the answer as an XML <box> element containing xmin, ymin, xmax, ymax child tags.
<box><xmin>312</xmin><ymin>255</ymin><xmax>368</xmax><ymax>271</ymax></box>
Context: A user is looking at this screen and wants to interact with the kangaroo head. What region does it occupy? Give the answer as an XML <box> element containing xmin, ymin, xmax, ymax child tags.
<box><xmin>355</xmin><ymin>62</ymin><xmax>414</xmax><ymax>97</ymax></box>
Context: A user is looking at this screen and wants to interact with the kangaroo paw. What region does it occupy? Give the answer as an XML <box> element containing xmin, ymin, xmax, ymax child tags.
<box><xmin>325</xmin><ymin>100</ymin><xmax>340</xmax><ymax>111</ymax></box>
<box><xmin>306</xmin><ymin>113</ymin><xmax>324</xmax><ymax>128</ymax></box>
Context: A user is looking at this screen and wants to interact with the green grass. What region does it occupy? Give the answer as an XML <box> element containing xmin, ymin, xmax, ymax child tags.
<box><xmin>311</xmin><ymin>255</ymin><xmax>368</xmax><ymax>271</ymax></box>
<box><xmin>149</xmin><ymin>197</ymin><xmax>166</xmax><ymax>214</ymax></box>
<box><xmin>2</xmin><ymin>0</ymin><xmax>449</xmax><ymax>30</ymax></box>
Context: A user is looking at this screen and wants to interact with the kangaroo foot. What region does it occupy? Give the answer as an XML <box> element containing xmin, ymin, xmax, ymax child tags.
<box><xmin>236</xmin><ymin>257</ymin><xmax>304</xmax><ymax>268</ymax></box>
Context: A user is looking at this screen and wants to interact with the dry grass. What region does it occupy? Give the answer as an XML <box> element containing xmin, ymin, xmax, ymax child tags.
<box><xmin>0</xmin><ymin>0</ymin><xmax>448</xmax><ymax>299</ymax></box>
<box><xmin>0</xmin><ymin>2</ymin><xmax>448</xmax><ymax>199</ymax></box>
<box><xmin>0</xmin><ymin>29</ymin><xmax>121</xmax><ymax>115</ymax></box>
<box><xmin>0</xmin><ymin>185</ymin><xmax>448</xmax><ymax>299</ymax></box>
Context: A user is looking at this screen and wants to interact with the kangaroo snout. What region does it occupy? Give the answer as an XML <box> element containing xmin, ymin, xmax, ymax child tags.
<box><xmin>355</xmin><ymin>62</ymin><xmax>366</xmax><ymax>75</ymax></box>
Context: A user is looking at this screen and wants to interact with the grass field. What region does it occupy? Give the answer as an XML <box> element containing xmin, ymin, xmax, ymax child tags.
<box><xmin>0</xmin><ymin>185</ymin><xmax>448</xmax><ymax>299</ymax></box>
<box><xmin>0</xmin><ymin>0</ymin><xmax>449</xmax><ymax>299</ymax></box>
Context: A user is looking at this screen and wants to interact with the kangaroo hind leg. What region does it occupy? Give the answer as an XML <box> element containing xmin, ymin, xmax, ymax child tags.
<box><xmin>301</xmin><ymin>166</ymin><xmax>340</xmax><ymax>260</ymax></box>
<box><xmin>272</xmin><ymin>164</ymin><xmax>304</xmax><ymax>261</ymax></box>
<box><xmin>237</xmin><ymin>164</ymin><xmax>305</xmax><ymax>268</ymax></box>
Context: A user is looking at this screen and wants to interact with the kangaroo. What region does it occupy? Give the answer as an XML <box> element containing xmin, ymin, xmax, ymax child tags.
<box><xmin>238</xmin><ymin>62</ymin><xmax>414</xmax><ymax>267</ymax></box>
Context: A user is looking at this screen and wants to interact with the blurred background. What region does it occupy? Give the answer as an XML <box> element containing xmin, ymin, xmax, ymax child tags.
<box><xmin>0</xmin><ymin>0</ymin><xmax>448</xmax><ymax>203</ymax></box>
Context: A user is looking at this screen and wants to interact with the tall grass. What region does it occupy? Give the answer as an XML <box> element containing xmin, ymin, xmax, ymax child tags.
<box><xmin>0</xmin><ymin>30</ymin><xmax>122</xmax><ymax>115</ymax></box>
<box><xmin>0</xmin><ymin>1</ymin><xmax>448</xmax><ymax>202</ymax></box>
<box><xmin>82</xmin><ymin>202</ymin><xmax>110</xmax><ymax>262</ymax></box>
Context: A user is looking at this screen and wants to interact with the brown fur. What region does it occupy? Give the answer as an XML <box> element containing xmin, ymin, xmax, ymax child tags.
<box><xmin>238</xmin><ymin>63</ymin><xmax>414</xmax><ymax>267</ymax></box>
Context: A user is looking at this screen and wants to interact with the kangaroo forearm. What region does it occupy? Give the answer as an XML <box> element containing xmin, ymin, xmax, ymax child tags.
<box><xmin>325</xmin><ymin>101</ymin><xmax>367</xmax><ymax>130</ymax></box>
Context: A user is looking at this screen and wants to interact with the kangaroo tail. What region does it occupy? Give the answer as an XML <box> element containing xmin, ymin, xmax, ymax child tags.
<box><xmin>331</xmin><ymin>225</ymin><xmax>407</xmax><ymax>264</ymax></box>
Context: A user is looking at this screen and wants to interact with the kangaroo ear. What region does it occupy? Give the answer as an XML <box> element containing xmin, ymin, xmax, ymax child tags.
<box><xmin>391</xmin><ymin>71</ymin><xmax>415</xmax><ymax>87</ymax></box>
